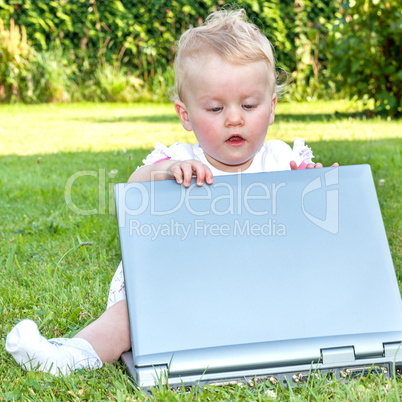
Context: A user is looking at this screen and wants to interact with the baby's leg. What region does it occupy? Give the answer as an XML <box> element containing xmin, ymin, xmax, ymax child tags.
<box><xmin>75</xmin><ymin>300</ymin><xmax>131</xmax><ymax>364</ymax></box>
<box><xmin>6</xmin><ymin>300</ymin><xmax>130</xmax><ymax>374</ymax></box>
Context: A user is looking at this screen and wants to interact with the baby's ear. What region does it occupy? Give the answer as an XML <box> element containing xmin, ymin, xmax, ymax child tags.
<box><xmin>174</xmin><ymin>100</ymin><xmax>192</xmax><ymax>131</ymax></box>
<box><xmin>268</xmin><ymin>94</ymin><xmax>278</xmax><ymax>126</ymax></box>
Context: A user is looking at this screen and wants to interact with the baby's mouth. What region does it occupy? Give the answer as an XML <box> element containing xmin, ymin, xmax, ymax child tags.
<box><xmin>226</xmin><ymin>135</ymin><xmax>245</xmax><ymax>145</ymax></box>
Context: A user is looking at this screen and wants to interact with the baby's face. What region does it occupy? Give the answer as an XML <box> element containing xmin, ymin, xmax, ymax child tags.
<box><xmin>175</xmin><ymin>55</ymin><xmax>277</xmax><ymax>172</ymax></box>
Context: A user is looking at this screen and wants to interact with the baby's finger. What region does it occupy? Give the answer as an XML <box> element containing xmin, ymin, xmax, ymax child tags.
<box><xmin>181</xmin><ymin>162</ymin><xmax>194</xmax><ymax>187</ymax></box>
<box><xmin>306</xmin><ymin>163</ymin><xmax>315</xmax><ymax>169</ymax></box>
<box><xmin>289</xmin><ymin>161</ymin><xmax>298</xmax><ymax>170</ymax></box>
<box><xmin>192</xmin><ymin>164</ymin><xmax>207</xmax><ymax>186</ymax></box>
<box><xmin>195</xmin><ymin>163</ymin><xmax>214</xmax><ymax>185</ymax></box>
<box><xmin>170</xmin><ymin>164</ymin><xmax>184</xmax><ymax>185</ymax></box>
<box><xmin>204</xmin><ymin>165</ymin><xmax>213</xmax><ymax>185</ymax></box>
<box><xmin>314</xmin><ymin>163</ymin><xmax>323</xmax><ymax>168</ymax></box>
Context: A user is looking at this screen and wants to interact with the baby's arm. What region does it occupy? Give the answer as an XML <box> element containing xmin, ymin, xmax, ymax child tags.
<box><xmin>129</xmin><ymin>159</ymin><xmax>213</xmax><ymax>187</ymax></box>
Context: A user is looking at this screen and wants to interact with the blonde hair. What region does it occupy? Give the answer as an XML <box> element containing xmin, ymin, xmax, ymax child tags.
<box><xmin>174</xmin><ymin>9</ymin><xmax>284</xmax><ymax>101</ymax></box>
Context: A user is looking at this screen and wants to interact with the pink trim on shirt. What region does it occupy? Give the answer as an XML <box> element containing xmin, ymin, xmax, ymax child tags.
<box><xmin>153</xmin><ymin>156</ymin><xmax>171</xmax><ymax>164</ymax></box>
<box><xmin>298</xmin><ymin>162</ymin><xmax>307</xmax><ymax>169</ymax></box>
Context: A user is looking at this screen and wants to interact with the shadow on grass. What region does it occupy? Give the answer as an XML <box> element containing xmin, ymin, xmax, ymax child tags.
<box><xmin>0</xmin><ymin>138</ymin><xmax>400</xmax><ymax>271</ymax></box>
<box><xmin>0</xmin><ymin>139</ymin><xmax>400</xmax><ymax>175</ymax></box>
<box><xmin>276</xmin><ymin>109</ymin><xmax>401</xmax><ymax>122</ymax></box>
<box><xmin>71</xmin><ymin>114</ymin><xmax>179</xmax><ymax>124</ymax></box>
<box><xmin>1</xmin><ymin>138</ymin><xmax>399</xmax><ymax>205</ymax></box>
<box><xmin>276</xmin><ymin>112</ymin><xmax>367</xmax><ymax>122</ymax></box>
<box><xmin>68</xmin><ymin>110</ymin><xmax>383</xmax><ymax>124</ymax></box>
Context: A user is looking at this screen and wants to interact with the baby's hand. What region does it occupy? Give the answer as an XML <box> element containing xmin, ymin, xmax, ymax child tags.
<box><xmin>167</xmin><ymin>159</ymin><xmax>213</xmax><ymax>187</ymax></box>
<box><xmin>289</xmin><ymin>161</ymin><xmax>339</xmax><ymax>170</ymax></box>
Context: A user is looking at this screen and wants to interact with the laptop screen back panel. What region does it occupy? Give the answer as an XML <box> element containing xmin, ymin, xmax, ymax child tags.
<box><xmin>115</xmin><ymin>165</ymin><xmax>402</xmax><ymax>382</ymax></box>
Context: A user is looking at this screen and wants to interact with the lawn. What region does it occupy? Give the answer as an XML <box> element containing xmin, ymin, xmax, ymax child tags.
<box><xmin>0</xmin><ymin>100</ymin><xmax>401</xmax><ymax>400</ymax></box>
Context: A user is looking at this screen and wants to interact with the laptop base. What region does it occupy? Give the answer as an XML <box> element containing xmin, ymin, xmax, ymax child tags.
<box><xmin>122</xmin><ymin>348</ymin><xmax>402</xmax><ymax>390</ymax></box>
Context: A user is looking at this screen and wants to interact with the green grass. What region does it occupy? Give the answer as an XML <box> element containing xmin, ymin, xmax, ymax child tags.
<box><xmin>0</xmin><ymin>100</ymin><xmax>401</xmax><ymax>400</ymax></box>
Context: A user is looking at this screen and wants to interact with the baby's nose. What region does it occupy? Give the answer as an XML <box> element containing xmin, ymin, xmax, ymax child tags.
<box><xmin>225</xmin><ymin>108</ymin><xmax>244</xmax><ymax>126</ymax></box>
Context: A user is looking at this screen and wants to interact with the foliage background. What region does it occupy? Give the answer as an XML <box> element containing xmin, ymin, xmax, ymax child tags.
<box><xmin>0</xmin><ymin>0</ymin><xmax>400</xmax><ymax>116</ymax></box>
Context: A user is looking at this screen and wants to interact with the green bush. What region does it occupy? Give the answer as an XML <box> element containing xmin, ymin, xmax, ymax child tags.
<box><xmin>0</xmin><ymin>18</ymin><xmax>33</xmax><ymax>102</ymax></box>
<box><xmin>277</xmin><ymin>0</ymin><xmax>339</xmax><ymax>101</ymax></box>
<box><xmin>0</xmin><ymin>1</ymin><xmax>400</xmax><ymax>113</ymax></box>
<box><xmin>0</xmin><ymin>0</ymin><xmax>211</xmax><ymax>93</ymax></box>
<box><xmin>329</xmin><ymin>0</ymin><xmax>401</xmax><ymax>117</ymax></box>
<box><xmin>0</xmin><ymin>1</ymin><xmax>339</xmax><ymax>103</ymax></box>
<box><xmin>29</xmin><ymin>49</ymin><xmax>73</xmax><ymax>103</ymax></box>
<box><xmin>82</xmin><ymin>62</ymin><xmax>144</xmax><ymax>102</ymax></box>
<box><xmin>0</xmin><ymin>18</ymin><xmax>74</xmax><ymax>103</ymax></box>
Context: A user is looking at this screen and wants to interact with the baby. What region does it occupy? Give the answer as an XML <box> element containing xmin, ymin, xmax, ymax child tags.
<box><xmin>6</xmin><ymin>9</ymin><xmax>337</xmax><ymax>375</ymax></box>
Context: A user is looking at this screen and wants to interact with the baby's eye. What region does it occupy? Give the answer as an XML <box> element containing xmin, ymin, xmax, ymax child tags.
<box><xmin>243</xmin><ymin>104</ymin><xmax>256</xmax><ymax>110</ymax></box>
<box><xmin>208</xmin><ymin>107</ymin><xmax>222</xmax><ymax>112</ymax></box>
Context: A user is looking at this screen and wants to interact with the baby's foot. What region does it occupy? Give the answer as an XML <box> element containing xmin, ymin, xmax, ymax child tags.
<box><xmin>6</xmin><ymin>319</ymin><xmax>102</xmax><ymax>375</ymax></box>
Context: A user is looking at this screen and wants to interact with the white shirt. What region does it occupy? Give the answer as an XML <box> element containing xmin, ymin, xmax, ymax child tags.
<box><xmin>141</xmin><ymin>138</ymin><xmax>313</xmax><ymax>175</ymax></box>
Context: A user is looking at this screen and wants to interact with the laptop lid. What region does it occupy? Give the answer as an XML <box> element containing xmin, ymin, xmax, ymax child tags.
<box><xmin>115</xmin><ymin>165</ymin><xmax>402</xmax><ymax>376</ymax></box>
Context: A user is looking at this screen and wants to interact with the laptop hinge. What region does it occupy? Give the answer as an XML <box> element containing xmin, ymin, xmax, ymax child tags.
<box><xmin>136</xmin><ymin>364</ymin><xmax>169</xmax><ymax>386</ymax></box>
<box><xmin>384</xmin><ymin>342</ymin><xmax>402</xmax><ymax>360</ymax></box>
<box><xmin>321</xmin><ymin>346</ymin><xmax>355</xmax><ymax>365</ymax></box>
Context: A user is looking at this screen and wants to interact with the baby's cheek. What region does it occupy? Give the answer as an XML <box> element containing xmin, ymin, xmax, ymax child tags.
<box><xmin>193</xmin><ymin>120</ymin><xmax>218</xmax><ymax>146</ymax></box>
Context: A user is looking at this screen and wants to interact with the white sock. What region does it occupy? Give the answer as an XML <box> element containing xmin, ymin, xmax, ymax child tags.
<box><xmin>6</xmin><ymin>319</ymin><xmax>102</xmax><ymax>375</ymax></box>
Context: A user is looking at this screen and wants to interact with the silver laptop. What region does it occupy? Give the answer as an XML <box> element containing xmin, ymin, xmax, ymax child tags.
<box><xmin>114</xmin><ymin>165</ymin><xmax>402</xmax><ymax>388</ymax></box>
